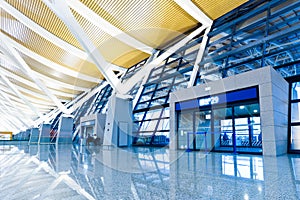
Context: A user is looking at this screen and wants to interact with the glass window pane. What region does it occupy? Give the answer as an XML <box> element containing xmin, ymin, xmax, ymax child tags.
<box><xmin>156</xmin><ymin>118</ymin><xmax>169</xmax><ymax>131</ymax></box>
<box><xmin>150</xmin><ymin>98</ymin><xmax>166</xmax><ymax>106</ymax></box>
<box><xmin>234</xmin><ymin>104</ymin><xmax>260</xmax><ymax>118</ymax></box>
<box><xmin>292</xmin><ymin>82</ymin><xmax>300</xmax><ymax>100</ymax></box>
<box><xmin>143</xmin><ymin>84</ymin><xmax>156</xmax><ymax>93</ymax></box>
<box><xmin>140</xmin><ymin>95</ymin><xmax>152</xmax><ymax>102</ymax></box>
<box><xmin>133</xmin><ymin>113</ymin><xmax>144</xmax><ymax>121</ymax></box>
<box><xmin>177</xmin><ymin>111</ymin><xmax>193</xmax><ymax>149</ymax></box>
<box><xmin>291</xmin><ymin>126</ymin><xmax>300</xmax><ymax>150</ymax></box>
<box><xmin>136</xmin><ymin>102</ymin><xmax>149</xmax><ymax>110</ymax></box>
<box><xmin>153</xmin><ymin>88</ymin><xmax>169</xmax><ymax>99</ymax></box>
<box><xmin>291</xmin><ymin>102</ymin><xmax>300</xmax><ymax>122</ymax></box>
<box><xmin>140</xmin><ymin>120</ymin><xmax>158</xmax><ymax>132</ymax></box>
<box><xmin>144</xmin><ymin>109</ymin><xmax>162</xmax><ymax>120</ymax></box>
<box><xmin>162</xmin><ymin>108</ymin><xmax>170</xmax><ymax>118</ymax></box>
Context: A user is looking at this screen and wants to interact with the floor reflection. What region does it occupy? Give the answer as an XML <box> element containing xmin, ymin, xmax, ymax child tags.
<box><xmin>0</xmin><ymin>143</ymin><xmax>300</xmax><ymax>199</ymax></box>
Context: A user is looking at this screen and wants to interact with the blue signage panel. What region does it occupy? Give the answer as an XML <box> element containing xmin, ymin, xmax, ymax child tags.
<box><xmin>175</xmin><ymin>87</ymin><xmax>258</xmax><ymax>111</ymax></box>
<box><xmin>175</xmin><ymin>99</ymin><xmax>198</xmax><ymax>110</ymax></box>
<box><xmin>226</xmin><ymin>87</ymin><xmax>257</xmax><ymax>103</ymax></box>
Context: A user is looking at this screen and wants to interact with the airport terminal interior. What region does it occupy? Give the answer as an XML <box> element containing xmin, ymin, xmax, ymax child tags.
<box><xmin>1</xmin><ymin>0</ymin><xmax>300</xmax><ymax>199</ymax></box>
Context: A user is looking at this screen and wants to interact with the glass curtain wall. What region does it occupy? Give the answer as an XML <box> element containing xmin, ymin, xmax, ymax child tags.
<box><xmin>133</xmin><ymin>36</ymin><xmax>204</xmax><ymax>146</ymax></box>
<box><xmin>195</xmin><ymin>0</ymin><xmax>300</xmax><ymax>85</ymax></box>
<box><xmin>289</xmin><ymin>80</ymin><xmax>300</xmax><ymax>152</ymax></box>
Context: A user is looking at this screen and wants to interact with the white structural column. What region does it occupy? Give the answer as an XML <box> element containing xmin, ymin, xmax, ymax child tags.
<box><xmin>120</xmin><ymin>25</ymin><xmax>209</xmax><ymax>95</ymax></box>
<box><xmin>43</xmin><ymin>0</ymin><xmax>122</xmax><ymax>94</ymax></box>
<box><xmin>67</xmin><ymin>0</ymin><xmax>153</xmax><ymax>54</ymax></box>
<box><xmin>187</xmin><ymin>26</ymin><xmax>212</xmax><ymax>87</ymax></box>
<box><xmin>174</xmin><ymin>0</ymin><xmax>213</xmax><ymax>27</ymax></box>
<box><xmin>0</xmin><ymin>34</ymin><xmax>71</xmax><ymax>114</ymax></box>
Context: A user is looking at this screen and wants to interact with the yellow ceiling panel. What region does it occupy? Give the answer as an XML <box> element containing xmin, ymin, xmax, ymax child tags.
<box><xmin>123</xmin><ymin>28</ymin><xmax>186</xmax><ymax>50</ymax></box>
<box><xmin>192</xmin><ymin>0</ymin><xmax>249</xmax><ymax>20</ymax></box>
<box><xmin>73</xmin><ymin>10</ymin><xmax>150</xmax><ymax>68</ymax></box>
<box><xmin>22</xmin><ymin>93</ymin><xmax>54</xmax><ymax>106</ymax></box>
<box><xmin>1</xmin><ymin>11</ymin><xmax>102</xmax><ymax>78</ymax></box>
<box><xmin>28</xmin><ymin>63</ymin><xmax>97</xmax><ymax>90</ymax></box>
<box><xmin>80</xmin><ymin>0</ymin><xmax>199</xmax><ymax>49</ymax></box>
<box><xmin>4</xmin><ymin>0</ymin><xmax>82</xmax><ymax>49</ymax></box>
<box><xmin>112</xmin><ymin>50</ymin><xmax>149</xmax><ymax>69</ymax></box>
<box><xmin>1</xmin><ymin>58</ymin><xmax>82</xmax><ymax>98</ymax></box>
<box><xmin>10</xmin><ymin>78</ymin><xmax>77</xmax><ymax>102</ymax></box>
<box><xmin>18</xmin><ymin>51</ymin><xmax>99</xmax><ymax>88</ymax></box>
<box><xmin>53</xmin><ymin>95</ymin><xmax>73</xmax><ymax>102</ymax></box>
<box><xmin>72</xmin><ymin>9</ymin><xmax>112</xmax><ymax>48</ymax></box>
<box><xmin>9</xmin><ymin>77</ymin><xmax>44</xmax><ymax>95</ymax></box>
<box><xmin>96</xmin><ymin>35</ymin><xmax>147</xmax><ymax>65</ymax></box>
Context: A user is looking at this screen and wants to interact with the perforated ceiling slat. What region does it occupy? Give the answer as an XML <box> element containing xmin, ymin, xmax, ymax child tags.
<box><xmin>80</xmin><ymin>0</ymin><xmax>199</xmax><ymax>48</ymax></box>
<box><xmin>18</xmin><ymin>51</ymin><xmax>98</xmax><ymax>89</ymax></box>
<box><xmin>4</xmin><ymin>0</ymin><xmax>82</xmax><ymax>49</ymax></box>
<box><xmin>72</xmin><ymin>9</ymin><xmax>149</xmax><ymax>68</ymax></box>
<box><xmin>192</xmin><ymin>0</ymin><xmax>249</xmax><ymax>20</ymax></box>
<box><xmin>1</xmin><ymin>10</ymin><xmax>101</xmax><ymax>77</ymax></box>
<box><xmin>111</xmin><ymin>50</ymin><xmax>149</xmax><ymax>69</ymax></box>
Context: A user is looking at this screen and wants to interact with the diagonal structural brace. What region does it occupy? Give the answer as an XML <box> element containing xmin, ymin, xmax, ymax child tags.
<box><xmin>0</xmin><ymin>34</ymin><xmax>71</xmax><ymax>114</ymax></box>
<box><xmin>43</xmin><ymin>0</ymin><xmax>122</xmax><ymax>94</ymax></box>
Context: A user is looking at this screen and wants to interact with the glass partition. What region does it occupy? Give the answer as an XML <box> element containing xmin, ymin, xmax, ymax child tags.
<box><xmin>176</xmin><ymin>87</ymin><xmax>261</xmax><ymax>154</ymax></box>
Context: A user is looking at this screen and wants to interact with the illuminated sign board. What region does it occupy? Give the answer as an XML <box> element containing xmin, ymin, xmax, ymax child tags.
<box><xmin>175</xmin><ymin>87</ymin><xmax>258</xmax><ymax>111</ymax></box>
<box><xmin>199</xmin><ymin>96</ymin><xmax>219</xmax><ymax>106</ymax></box>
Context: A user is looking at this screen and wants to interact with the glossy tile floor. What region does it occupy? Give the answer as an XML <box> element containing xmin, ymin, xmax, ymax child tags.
<box><xmin>0</xmin><ymin>143</ymin><xmax>300</xmax><ymax>200</ymax></box>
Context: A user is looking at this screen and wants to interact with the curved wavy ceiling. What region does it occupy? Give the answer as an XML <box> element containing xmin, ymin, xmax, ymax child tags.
<box><xmin>0</xmin><ymin>0</ymin><xmax>247</xmax><ymax>131</ymax></box>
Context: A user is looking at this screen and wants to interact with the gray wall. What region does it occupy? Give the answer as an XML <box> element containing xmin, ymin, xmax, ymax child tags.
<box><xmin>170</xmin><ymin>66</ymin><xmax>289</xmax><ymax>156</ymax></box>
<box><xmin>39</xmin><ymin>123</ymin><xmax>51</xmax><ymax>144</ymax></box>
<box><xmin>29</xmin><ymin>127</ymin><xmax>39</xmax><ymax>144</ymax></box>
<box><xmin>103</xmin><ymin>94</ymin><xmax>133</xmax><ymax>147</ymax></box>
<box><xmin>56</xmin><ymin>115</ymin><xmax>73</xmax><ymax>144</ymax></box>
